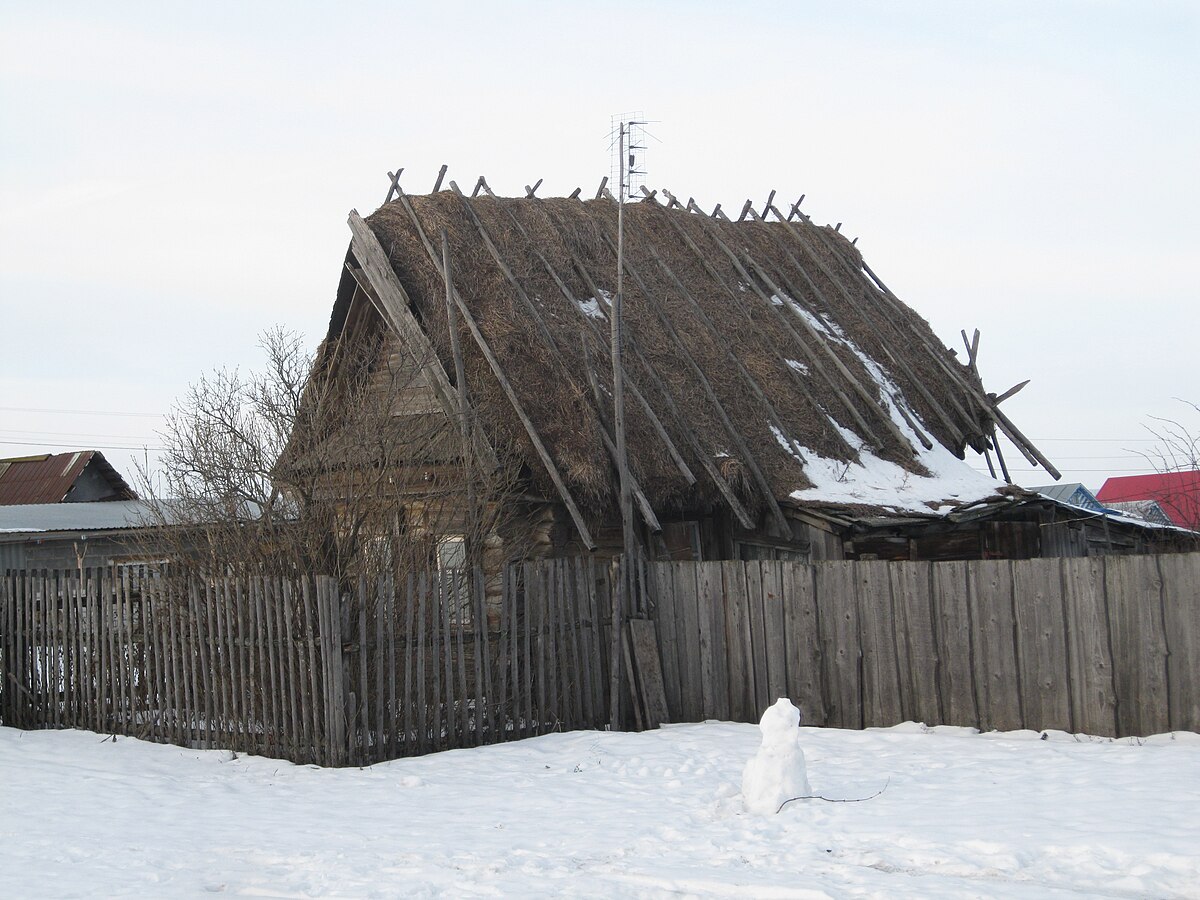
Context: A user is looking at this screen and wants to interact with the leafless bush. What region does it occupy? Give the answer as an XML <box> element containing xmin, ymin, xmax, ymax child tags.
<box><xmin>139</xmin><ymin>326</ymin><xmax>525</xmax><ymax>586</ymax></box>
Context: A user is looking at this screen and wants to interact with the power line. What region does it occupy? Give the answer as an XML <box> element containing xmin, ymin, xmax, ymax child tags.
<box><xmin>0</xmin><ymin>406</ymin><xmax>164</xmax><ymax>418</ymax></box>
<box><xmin>0</xmin><ymin>439</ymin><xmax>165</xmax><ymax>451</ymax></box>
<box><xmin>0</xmin><ymin>428</ymin><xmax>159</xmax><ymax>441</ymax></box>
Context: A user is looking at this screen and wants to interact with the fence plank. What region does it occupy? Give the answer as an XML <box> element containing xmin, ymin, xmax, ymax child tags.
<box><xmin>856</xmin><ymin>561</ymin><xmax>903</xmax><ymax>728</ymax></box>
<box><xmin>721</xmin><ymin>561</ymin><xmax>755</xmax><ymax>723</ymax></box>
<box><xmin>415</xmin><ymin>572</ymin><xmax>428</xmax><ymax>756</ymax></box>
<box><xmin>671</xmin><ymin>562</ymin><xmax>704</xmax><ymax>721</ymax></box>
<box><xmin>760</xmin><ymin>561</ymin><xmax>788</xmax><ymax>709</ymax></box>
<box><xmin>744</xmin><ymin>561</ymin><xmax>771</xmax><ymax>717</ymax></box>
<box><xmin>648</xmin><ymin>564</ymin><xmax>680</xmax><ymax>720</ymax></box>
<box><xmin>1157</xmin><ymin>554</ymin><xmax>1200</xmax><ymax>732</ymax></box>
<box><xmin>573</xmin><ymin>559</ymin><xmax>595</xmax><ymax>727</ymax></box>
<box><xmin>780</xmin><ymin>563</ymin><xmax>823</xmax><ymax>726</ymax></box>
<box><xmin>1060</xmin><ymin>556</ymin><xmax>1117</xmax><ymax>737</ymax></box>
<box><xmin>815</xmin><ymin>560</ymin><xmax>861</xmax><ymax>729</ymax></box>
<box><xmin>496</xmin><ymin>566</ymin><xmax>512</xmax><ymax>742</ymax></box>
<box><xmin>1106</xmin><ymin>555</ymin><xmax>1169</xmax><ymax>736</ymax></box>
<box><xmin>967</xmin><ymin>560</ymin><xmax>1023</xmax><ymax>732</ymax></box>
<box><xmin>1011</xmin><ymin>559</ymin><xmax>1072</xmax><ymax>732</ymax></box>
<box><xmin>889</xmin><ymin>561</ymin><xmax>941</xmax><ymax>726</ymax></box>
<box><xmin>930</xmin><ymin>560</ymin><xmax>977</xmax><ymax>729</ymax></box>
<box><xmin>357</xmin><ymin>578</ymin><xmax>371</xmax><ymax>762</ymax></box>
<box><xmin>697</xmin><ymin>562</ymin><xmax>730</xmax><ymax>722</ymax></box>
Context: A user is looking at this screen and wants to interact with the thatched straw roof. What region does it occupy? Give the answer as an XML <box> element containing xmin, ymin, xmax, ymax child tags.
<box><xmin>323</xmin><ymin>183</ymin><xmax>1029</xmax><ymax>533</ymax></box>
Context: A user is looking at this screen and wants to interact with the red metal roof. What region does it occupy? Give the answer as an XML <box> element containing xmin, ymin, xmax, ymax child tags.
<box><xmin>0</xmin><ymin>451</ymin><xmax>135</xmax><ymax>506</ymax></box>
<box><xmin>1097</xmin><ymin>471</ymin><xmax>1200</xmax><ymax>530</ymax></box>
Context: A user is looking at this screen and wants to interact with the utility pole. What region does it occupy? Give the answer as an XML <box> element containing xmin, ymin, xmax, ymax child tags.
<box><xmin>608</xmin><ymin>118</ymin><xmax>643</xmax><ymax>729</ymax></box>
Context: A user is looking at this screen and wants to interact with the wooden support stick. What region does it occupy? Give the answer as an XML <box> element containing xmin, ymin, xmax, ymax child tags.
<box><xmin>475</xmin><ymin>180</ymin><xmax>697</xmax><ymax>487</ymax></box>
<box><xmin>766</xmin><ymin>201</ymin><xmax>966</xmax><ymax>444</ymax></box>
<box><xmin>595</xmin><ymin>176</ymin><xmax>609</xmax><ymax>200</ymax></box>
<box><xmin>594</xmin><ymin>217</ymin><xmax>788</xmax><ymax>536</ymax></box>
<box><xmin>993</xmin><ymin>431</ymin><xmax>1013</xmax><ymax>483</ymax></box>
<box><xmin>788</xmin><ymin>196</ymin><xmax>805</xmax><ymax>220</ymax></box>
<box><xmin>738</xmin><ymin>199</ymin><xmax>754</xmax><ymax>221</ymax></box>
<box><xmin>679</xmin><ymin>195</ymin><xmax>888</xmax><ymax>451</ymax></box>
<box><xmin>391</xmin><ymin>190</ymin><xmax>598</xmax><ymax>548</ymax></box>
<box><xmin>743</xmin><ymin>244</ymin><xmax>934</xmax><ymax>451</ymax></box>
<box><xmin>992</xmin><ymin>380</ymin><xmax>1030</xmax><ymax>405</ymax></box>
<box><xmin>655</xmin><ymin>189</ymin><xmax>857</xmax><ymax>458</ymax></box>
<box><xmin>581</xmin><ymin>337</ymin><xmax>662</xmax><ymax>532</ymax></box>
<box><xmin>761</xmin><ymin>189</ymin><xmax>776</xmax><ymax>221</ymax></box>
<box><xmin>471</xmin><ymin>176</ymin><xmax>486</xmax><ymax>198</ymax></box>
<box><xmin>859</xmin><ymin>260</ymin><xmax>1058</xmax><ymax>477</ymax></box>
<box><xmin>385</xmin><ymin>168</ymin><xmax>404</xmax><ymax>204</ymax></box>
<box><xmin>524</xmin><ymin>178</ymin><xmax>543</xmax><ymax>198</ymax></box>
<box><xmin>432</xmin><ymin>164</ymin><xmax>448</xmax><ymax>193</ymax></box>
<box><xmin>442</xmin><ymin>229</ymin><xmax>479</xmax><ymax>559</ymax></box>
<box><xmin>961</xmin><ymin>328</ymin><xmax>980</xmax><ymax>373</ymax></box>
<box><xmin>568</xmin><ymin>187</ymin><xmax>582</xmax><ymax>200</ymax></box>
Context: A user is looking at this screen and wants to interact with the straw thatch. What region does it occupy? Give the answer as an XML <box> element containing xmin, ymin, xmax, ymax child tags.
<box><xmin>322</xmin><ymin>189</ymin><xmax>998</xmax><ymax>526</ymax></box>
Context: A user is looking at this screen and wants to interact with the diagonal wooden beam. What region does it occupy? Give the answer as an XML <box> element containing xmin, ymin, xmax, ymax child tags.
<box><xmin>992</xmin><ymin>380</ymin><xmax>1029</xmax><ymax>405</ymax></box>
<box><xmin>472</xmin><ymin>180</ymin><xmax>696</xmax><ymax>488</ymax></box>
<box><xmin>760</xmin><ymin>189</ymin><xmax>776</xmax><ymax>221</ymax></box>
<box><xmin>766</xmin><ymin>201</ymin><xmax>966</xmax><ymax>444</ymax></box>
<box><xmin>591</xmin><ymin>216</ymin><xmax>789</xmax><ymax>535</ymax></box>
<box><xmin>655</xmin><ymin>189</ymin><xmax>857</xmax><ymax>458</ymax></box>
<box><xmin>594</xmin><ymin>176</ymin><xmax>609</xmax><ymax>200</ymax></box>
<box><xmin>432</xmin><ymin>164</ymin><xmax>448</xmax><ymax>193</ymax></box>
<box><xmin>343</xmin><ymin>226</ymin><xmax>499</xmax><ymax>472</ymax></box>
<box><xmin>524</xmin><ymin>178</ymin><xmax>543</xmax><ymax>198</ymax></box>
<box><xmin>390</xmin><ymin>191</ymin><xmax>598</xmax><ymax>548</ymax></box>
<box><xmin>384</xmin><ymin>168</ymin><xmax>404</xmax><ymax>204</ymax></box>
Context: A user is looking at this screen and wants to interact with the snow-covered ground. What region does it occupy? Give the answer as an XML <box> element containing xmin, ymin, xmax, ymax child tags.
<box><xmin>2</xmin><ymin>721</ymin><xmax>1198</xmax><ymax>898</ymax></box>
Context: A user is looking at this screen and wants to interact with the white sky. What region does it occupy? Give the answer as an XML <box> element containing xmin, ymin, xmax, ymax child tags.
<box><xmin>2</xmin><ymin>1</ymin><xmax>1196</xmax><ymax>494</ymax></box>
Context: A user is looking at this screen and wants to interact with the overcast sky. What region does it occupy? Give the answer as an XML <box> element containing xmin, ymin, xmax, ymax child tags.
<box><xmin>2</xmin><ymin>1</ymin><xmax>1196</xmax><ymax>495</ymax></box>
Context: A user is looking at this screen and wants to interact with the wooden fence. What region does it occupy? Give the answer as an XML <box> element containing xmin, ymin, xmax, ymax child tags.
<box><xmin>0</xmin><ymin>559</ymin><xmax>611</xmax><ymax>765</ymax></box>
<box><xmin>648</xmin><ymin>554</ymin><xmax>1200</xmax><ymax>737</ymax></box>
<box><xmin>5</xmin><ymin>553</ymin><xmax>1197</xmax><ymax>760</ymax></box>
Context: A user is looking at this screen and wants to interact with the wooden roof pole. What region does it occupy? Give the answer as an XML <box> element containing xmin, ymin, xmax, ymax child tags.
<box><xmin>746</xmin><ymin>251</ymin><xmax>936</xmax><ymax>451</ymax></box>
<box><xmin>591</xmin><ymin>221</ymin><xmax>791</xmax><ymax>537</ymax></box>
<box><xmin>443</xmin><ymin>184</ymin><xmax>661</xmax><ymax>533</ymax></box>
<box><xmin>645</xmin><ymin>242</ymin><xmax>819</xmax><ymax>465</ymax></box>
<box><xmin>389</xmin><ymin>191</ymin><xmax>598</xmax><ymax>549</ymax></box>
<box><xmin>677</xmin><ymin>197</ymin><xmax>889</xmax><ymax>451</ymax></box>
<box><xmin>652</xmin><ymin>190</ymin><xmax>858</xmax><ymax>459</ymax></box>
<box><xmin>578</xmin><ymin>339</ymin><xmax>662</xmax><ymax>531</ymax></box>
<box><xmin>549</xmin><ymin>229</ymin><xmax>755</xmax><ymax>530</ymax></box>
<box><xmin>345</xmin><ymin>215</ymin><xmax>497</xmax><ymax>472</ymax></box>
<box><xmin>758</xmin><ymin>206</ymin><xmax>964</xmax><ymax>446</ymax></box>
<box><xmin>478</xmin><ymin>180</ymin><xmax>695</xmax><ymax>487</ymax></box>
<box><xmin>779</xmin><ymin>200</ymin><xmax>994</xmax><ymax>441</ymax></box>
<box><xmin>441</xmin><ymin>228</ymin><xmax>480</xmax><ymax>550</ymax></box>
<box><xmin>857</xmin><ymin>261</ymin><xmax>1060</xmax><ymax>478</ymax></box>
<box><xmin>445</xmin><ymin>185</ymin><xmax>665</xmax><ymax>531</ymax></box>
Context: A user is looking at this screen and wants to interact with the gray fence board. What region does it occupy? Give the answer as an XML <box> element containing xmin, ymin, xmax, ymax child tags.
<box><xmin>1012</xmin><ymin>559</ymin><xmax>1073</xmax><ymax>732</ymax></box>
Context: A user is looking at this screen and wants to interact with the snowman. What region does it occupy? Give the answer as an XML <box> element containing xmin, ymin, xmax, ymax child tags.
<box><xmin>741</xmin><ymin>698</ymin><xmax>811</xmax><ymax>815</ymax></box>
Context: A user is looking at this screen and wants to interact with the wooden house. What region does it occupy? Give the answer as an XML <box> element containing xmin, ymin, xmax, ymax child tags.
<box><xmin>304</xmin><ymin>175</ymin><xmax>1178</xmax><ymax>579</ymax></box>
<box><xmin>0</xmin><ymin>451</ymin><xmax>135</xmax><ymax>506</ymax></box>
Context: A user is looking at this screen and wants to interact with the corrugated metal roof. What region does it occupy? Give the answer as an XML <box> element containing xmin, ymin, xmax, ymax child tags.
<box><xmin>0</xmin><ymin>500</ymin><xmax>154</xmax><ymax>535</ymax></box>
<box><xmin>1097</xmin><ymin>471</ymin><xmax>1200</xmax><ymax>529</ymax></box>
<box><xmin>1030</xmin><ymin>482</ymin><xmax>1105</xmax><ymax>512</ymax></box>
<box><xmin>0</xmin><ymin>450</ymin><xmax>134</xmax><ymax>505</ymax></box>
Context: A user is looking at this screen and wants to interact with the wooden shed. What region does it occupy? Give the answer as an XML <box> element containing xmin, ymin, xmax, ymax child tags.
<box><xmin>298</xmin><ymin>175</ymin><xmax>1073</xmax><ymax>579</ymax></box>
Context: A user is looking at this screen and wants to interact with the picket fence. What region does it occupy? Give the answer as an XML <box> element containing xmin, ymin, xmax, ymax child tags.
<box><xmin>0</xmin><ymin>559</ymin><xmax>612</xmax><ymax>766</ymax></box>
